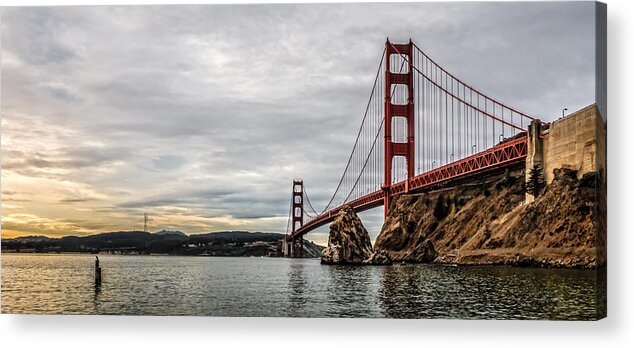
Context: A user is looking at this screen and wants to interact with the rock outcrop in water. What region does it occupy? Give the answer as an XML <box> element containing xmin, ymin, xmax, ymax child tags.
<box><xmin>373</xmin><ymin>168</ymin><xmax>605</xmax><ymax>268</ymax></box>
<box><xmin>321</xmin><ymin>205</ymin><xmax>393</xmax><ymax>265</ymax></box>
<box><xmin>321</xmin><ymin>205</ymin><xmax>374</xmax><ymax>264</ymax></box>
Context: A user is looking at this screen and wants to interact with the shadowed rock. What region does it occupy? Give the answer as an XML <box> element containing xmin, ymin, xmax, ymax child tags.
<box><xmin>363</xmin><ymin>250</ymin><xmax>393</xmax><ymax>265</ymax></box>
<box><xmin>411</xmin><ymin>239</ymin><xmax>438</xmax><ymax>263</ymax></box>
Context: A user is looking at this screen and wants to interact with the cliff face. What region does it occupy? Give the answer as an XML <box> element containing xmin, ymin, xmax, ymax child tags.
<box><xmin>374</xmin><ymin>168</ymin><xmax>603</xmax><ymax>268</ymax></box>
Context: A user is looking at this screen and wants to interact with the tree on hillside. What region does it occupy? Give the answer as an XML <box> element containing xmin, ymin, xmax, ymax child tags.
<box><xmin>526</xmin><ymin>164</ymin><xmax>546</xmax><ymax>197</ymax></box>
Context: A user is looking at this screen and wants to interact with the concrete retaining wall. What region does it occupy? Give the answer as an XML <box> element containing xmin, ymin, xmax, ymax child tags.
<box><xmin>526</xmin><ymin>104</ymin><xmax>606</xmax><ymax>201</ymax></box>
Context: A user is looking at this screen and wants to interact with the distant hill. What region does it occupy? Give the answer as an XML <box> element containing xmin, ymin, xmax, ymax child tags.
<box><xmin>154</xmin><ymin>230</ymin><xmax>188</xmax><ymax>237</ymax></box>
<box><xmin>1</xmin><ymin>230</ymin><xmax>323</xmax><ymax>258</ymax></box>
<box><xmin>189</xmin><ymin>231</ymin><xmax>286</xmax><ymax>244</ymax></box>
<box><xmin>7</xmin><ymin>235</ymin><xmax>51</xmax><ymax>243</ymax></box>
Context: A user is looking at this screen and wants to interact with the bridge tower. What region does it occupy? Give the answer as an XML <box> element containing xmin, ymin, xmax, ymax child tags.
<box><xmin>383</xmin><ymin>39</ymin><xmax>415</xmax><ymax>218</ymax></box>
<box><xmin>288</xmin><ymin>180</ymin><xmax>304</xmax><ymax>257</ymax></box>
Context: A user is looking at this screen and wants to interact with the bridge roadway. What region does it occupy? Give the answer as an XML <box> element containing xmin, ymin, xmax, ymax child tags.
<box><xmin>284</xmin><ymin>135</ymin><xmax>528</xmax><ymax>242</ymax></box>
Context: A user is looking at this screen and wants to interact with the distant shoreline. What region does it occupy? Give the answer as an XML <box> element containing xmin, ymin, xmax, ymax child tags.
<box><xmin>0</xmin><ymin>250</ymin><xmax>319</xmax><ymax>260</ymax></box>
<box><xmin>1</xmin><ymin>230</ymin><xmax>324</xmax><ymax>258</ymax></box>
<box><xmin>1</xmin><ymin>250</ymin><xmax>323</xmax><ymax>258</ymax></box>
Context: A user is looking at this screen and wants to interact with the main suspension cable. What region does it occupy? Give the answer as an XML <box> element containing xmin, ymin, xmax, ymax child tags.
<box><xmin>317</xmin><ymin>47</ymin><xmax>387</xmax><ymax>214</ymax></box>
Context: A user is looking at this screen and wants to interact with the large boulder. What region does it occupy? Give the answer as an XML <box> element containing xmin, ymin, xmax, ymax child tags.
<box><xmin>321</xmin><ymin>205</ymin><xmax>373</xmax><ymax>264</ymax></box>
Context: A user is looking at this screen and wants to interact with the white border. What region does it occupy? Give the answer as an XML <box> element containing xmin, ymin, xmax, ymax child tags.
<box><xmin>1</xmin><ymin>1</ymin><xmax>632</xmax><ymax>347</ymax></box>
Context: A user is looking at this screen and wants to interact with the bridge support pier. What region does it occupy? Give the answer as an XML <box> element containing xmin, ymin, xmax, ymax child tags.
<box><xmin>282</xmin><ymin>236</ymin><xmax>304</xmax><ymax>258</ymax></box>
<box><xmin>292</xmin><ymin>237</ymin><xmax>304</xmax><ymax>258</ymax></box>
<box><xmin>283</xmin><ymin>238</ymin><xmax>292</xmax><ymax>257</ymax></box>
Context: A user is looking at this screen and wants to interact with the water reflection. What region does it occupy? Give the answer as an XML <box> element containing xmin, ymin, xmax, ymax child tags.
<box><xmin>377</xmin><ymin>264</ymin><xmax>598</xmax><ymax>319</ymax></box>
<box><xmin>379</xmin><ymin>265</ymin><xmax>432</xmax><ymax>318</ymax></box>
<box><xmin>2</xmin><ymin>254</ymin><xmax>598</xmax><ymax>319</ymax></box>
<box><xmin>324</xmin><ymin>265</ymin><xmax>381</xmax><ymax>318</ymax></box>
<box><xmin>288</xmin><ymin>261</ymin><xmax>307</xmax><ymax>316</ymax></box>
<box><xmin>596</xmin><ymin>266</ymin><xmax>607</xmax><ymax>318</ymax></box>
<box><xmin>93</xmin><ymin>284</ymin><xmax>102</xmax><ymax>312</ymax></box>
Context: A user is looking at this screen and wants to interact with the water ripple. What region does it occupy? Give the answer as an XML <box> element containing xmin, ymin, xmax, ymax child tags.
<box><xmin>1</xmin><ymin>254</ymin><xmax>597</xmax><ymax>319</ymax></box>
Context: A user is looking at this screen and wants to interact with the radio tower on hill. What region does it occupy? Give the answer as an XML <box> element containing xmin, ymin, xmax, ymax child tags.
<box><xmin>143</xmin><ymin>212</ymin><xmax>152</xmax><ymax>233</ymax></box>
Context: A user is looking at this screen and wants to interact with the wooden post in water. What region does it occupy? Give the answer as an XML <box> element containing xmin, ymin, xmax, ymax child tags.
<box><xmin>95</xmin><ymin>256</ymin><xmax>102</xmax><ymax>286</ymax></box>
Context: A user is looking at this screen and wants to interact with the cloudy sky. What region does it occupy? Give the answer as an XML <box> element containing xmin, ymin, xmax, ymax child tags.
<box><xmin>1</xmin><ymin>3</ymin><xmax>597</xmax><ymax>244</ymax></box>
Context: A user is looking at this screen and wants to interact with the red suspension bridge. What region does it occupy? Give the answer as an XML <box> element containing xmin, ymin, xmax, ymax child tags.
<box><xmin>283</xmin><ymin>39</ymin><xmax>540</xmax><ymax>257</ymax></box>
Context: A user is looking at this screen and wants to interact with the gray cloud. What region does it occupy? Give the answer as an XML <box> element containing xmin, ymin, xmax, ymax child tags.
<box><xmin>1</xmin><ymin>3</ymin><xmax>597</xmax><ymax>241</ymax></box>
<box><xmin>58</xmin><ymin>198</ymin><xmax>92</xmax><ymax>204</ymax></box>
<box><xmin>3</xmin><ymin>147</ymin><xmax>131</xmax><ymax>176</ymax></box>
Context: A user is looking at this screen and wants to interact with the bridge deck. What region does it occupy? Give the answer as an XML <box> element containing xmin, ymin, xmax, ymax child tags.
<box><xmin>285</xmin><ymin>136</ymin><xmax>528</xmax><ymax>241</ymax></box>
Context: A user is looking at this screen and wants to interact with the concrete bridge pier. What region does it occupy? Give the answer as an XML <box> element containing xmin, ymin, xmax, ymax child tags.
<box><xmin>295</xmin><ymin>237</ymin><xmax>303</xmax><ymax>258</ymax></box>
<box><xmin>282</xmin><ymin>236</ymin><xmax>305</xmax><ymax>258</ymax></box>
<box><xmin>282</xmin><ymin>238</ymin><xmax>291</xmax><ymax>257</ymax></box>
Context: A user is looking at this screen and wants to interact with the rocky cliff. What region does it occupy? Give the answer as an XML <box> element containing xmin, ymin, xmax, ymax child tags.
<box><xmin>374</xmin><ymin>168</ymin><xmax>605</xmax><ymax>268</ymax></box>
<box><xmin>321</xmin><ymin>205</ymin><xmax>374</xmax><ymax>264</ymax></box>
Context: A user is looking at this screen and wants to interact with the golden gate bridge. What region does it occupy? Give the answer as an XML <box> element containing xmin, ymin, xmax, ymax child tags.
<box><xmin>283</xmin><ymin>39</ymin><xmax>543</xmax><ymax>257</ymax></box>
